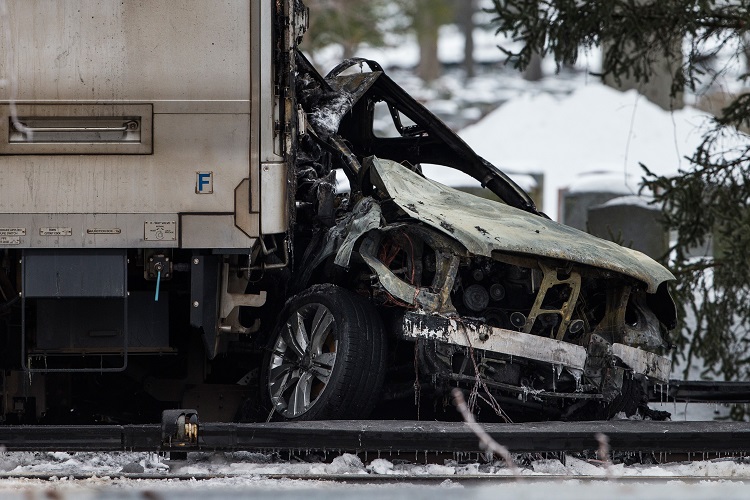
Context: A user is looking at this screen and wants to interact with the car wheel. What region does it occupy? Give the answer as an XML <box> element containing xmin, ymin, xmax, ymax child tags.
<box><xmin>602</xmin><ymin>373</ymin><xmax>648</xmax><ymax>419</ymax></box>
<box><xmin>261</xmin><ymin>284</ymin><xmax>386</xmax><ymax>420</ymax></box>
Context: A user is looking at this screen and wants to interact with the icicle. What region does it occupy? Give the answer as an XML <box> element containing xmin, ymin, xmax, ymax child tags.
<box><xmin>552</xmin><ymin>365</ymin><xmax>557</xmax><ymax>392</ymax></box>
<box><xmin>568</xmin><ymin>368</ymin><xmax>583</xmax><ymax>392</ymax></box>
<box><xmin>666</xmin><ymin>379</ymin><xmax>670</xmax><ymax>403</ymax></box>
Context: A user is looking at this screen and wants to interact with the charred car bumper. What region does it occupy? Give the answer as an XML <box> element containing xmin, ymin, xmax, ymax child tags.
<box><xmin>402</xmin><ymin>311</ymin><xmax>671</xmax><ymax>389</ymax></box>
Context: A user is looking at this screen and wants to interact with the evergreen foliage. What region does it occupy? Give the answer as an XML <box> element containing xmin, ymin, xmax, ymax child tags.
<box><xmin>303</xmin><ymin>0</ymin><xmax>391</xmax><ymax>59</ymax></box>
<box><xmin>304</xmin><ymin>0</ymin><xmax>459</xmax><ymax>81</ymax></box>
<box><xmin>489</xmin><ymin>0</ymin><xmax>750</xmax><ymax>387</ymax></box>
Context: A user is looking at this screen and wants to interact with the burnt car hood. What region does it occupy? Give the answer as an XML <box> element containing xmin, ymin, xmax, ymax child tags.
<box><xmin>369</xmin><ymin>157</ymin><xmax>675</xmax><ymax>293</ymax></box>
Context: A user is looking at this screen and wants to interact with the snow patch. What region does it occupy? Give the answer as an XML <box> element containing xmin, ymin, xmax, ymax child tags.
<box><xmin>367</xmin><ymin>458</ymin><xmax>394</xmax><ymax>475</ymax></box>
<box><xmin>457</xmin><ymin>84</ymin><xmax>732</xmax><ymax>220</ymax></box>
<box><xmin>566</xmin><ymin>171</ymin><xmax>641</xmax><ymax>195</ymax></box>
<box><xmin>324</xmin><ymin>453</ymin><xmax>366</xmax><ymax>474</ymax></box>
<box><xmin>598</xmin><ymin>195</ymin><xmax>659</xmax><ymax>210</ymax></box>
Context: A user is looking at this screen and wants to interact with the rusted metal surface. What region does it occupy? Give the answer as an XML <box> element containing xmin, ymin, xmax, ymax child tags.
<box><xmin>370</xmin><ymin>157</ymin><xmax>674</xmax><ymax>293</ymax></box>
<box><xmin>522</xmin><ymin>261</ymin><xmax>582</xmax><ymax>340</ymax></box>
<box><xmin>358</xmin><ymin>226</ymin><xmax>462</xmax><ymax>313</ymax></box>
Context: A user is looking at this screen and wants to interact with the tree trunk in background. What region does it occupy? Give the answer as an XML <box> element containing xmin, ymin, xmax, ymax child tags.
<box><xmin>342</xmin><ymin>42</ymin><xmax>356</xmax><ymax>60</ymax></box>
<box><xmin>459</xmin><ymin>0</ymin><xmax>475</xmax><ymax>79</ymax></box>
<box><xmin>603</xmin><ymin>0</ymin><xmax>683</xmax><ymax>110</ymax></box>
<box><xmin>524</xmin><ymin>53</ymin><xmax>543</xmax><ymax>81</ymax></box>
<box><xmin>417</xmin><ymin>3</ymin><xmax>441</xmax><ymax>82</ymax></box>
<box><xmin>603</xmin><ymin>43</ymin><xmax>683</xmax><ymax>110</ymax></box>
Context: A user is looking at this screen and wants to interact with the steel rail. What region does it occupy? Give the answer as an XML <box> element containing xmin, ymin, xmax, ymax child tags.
<box><xmin>1</xmin><ymin>420</ymin><xmax>750</xmax><ymax>455</ymax></box>
<box><xmin>0</xmin><ymin>472</ymin><xmax>747</xmax><ymax>484</ymax></box>
<box><xmin>648</xmin><ymin>380</ymin><xmax>750</xmax><ymax>403</ymax></box>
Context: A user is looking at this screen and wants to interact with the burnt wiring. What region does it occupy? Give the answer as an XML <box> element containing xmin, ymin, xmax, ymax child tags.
<box><xmin>414</xmin><ymin>340</ymin><xmax>421</xmax><ymax>421</ymax></box>
<box><xmin>461</xmin><ymin>326</ymin><xmax>513</xmax><ymax>423</ymax></box>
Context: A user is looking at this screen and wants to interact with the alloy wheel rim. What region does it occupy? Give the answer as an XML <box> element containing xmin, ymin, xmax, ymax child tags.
<box><xmin>268</xmin><ymin>303</ymin><xmax>338</xmax><ymax>418</ymax></box>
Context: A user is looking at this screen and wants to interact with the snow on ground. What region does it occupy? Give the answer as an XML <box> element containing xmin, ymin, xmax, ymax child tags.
<box><xmin>5</xmin><ymin>450</ymin><xmax>750</xmax><ymax>479</ymax></box>
<box><xmin>1</xmin><ymin>451</ymin><xmax>750</xmax><ymax>497</ymax></box>
<box><xmin>2</xmin><ymin>477</ymin><xmax>748</xmax><ymax>500</ymax></box>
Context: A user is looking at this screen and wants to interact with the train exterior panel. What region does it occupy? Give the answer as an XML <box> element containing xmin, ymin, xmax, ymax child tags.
<box><xmin>0</xmin><ymin>1</ymin><xmax>288</xmax><ymax>249</ymax></box>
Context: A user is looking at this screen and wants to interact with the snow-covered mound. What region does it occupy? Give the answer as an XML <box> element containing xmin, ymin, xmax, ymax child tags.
<box><xmin>458</xmin><ymin>84</ymin><xmax>717</xmax><ymax>220</ymax></box>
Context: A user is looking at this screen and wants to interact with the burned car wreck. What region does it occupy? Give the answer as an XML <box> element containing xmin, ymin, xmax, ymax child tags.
<box><xmin>255</xmin><ymin>54</ymin><xmax>676</xmax><ymax>423</ymax></box>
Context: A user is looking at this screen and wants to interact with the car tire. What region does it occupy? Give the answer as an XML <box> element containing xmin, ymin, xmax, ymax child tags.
<box><xmin>260</xmin><ymin>284</ymin><xmax>386</xmax><ymax>421</ymax></box>
<box><xmin>602</xmin><ymin>373</ymin><xmax>647</xmax><ymax>419</ymax></box>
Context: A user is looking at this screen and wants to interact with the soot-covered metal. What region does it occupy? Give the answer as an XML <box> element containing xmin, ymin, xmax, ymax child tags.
<box><xmin>283</xmin><ymin>52</ymin><xmax>676</xmax><ymax>422</ymax></box>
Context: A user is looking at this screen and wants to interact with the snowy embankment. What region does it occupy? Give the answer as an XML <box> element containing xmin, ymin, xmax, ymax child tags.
<box><xmin>9</xmin><ymin>450</ymin><xmax>747</xmax><ymax>478</ymax></box>
<box><xmin>1</xmin><ymin>450</ymin><xmax>750</xmax><ymax>496</ymax></box>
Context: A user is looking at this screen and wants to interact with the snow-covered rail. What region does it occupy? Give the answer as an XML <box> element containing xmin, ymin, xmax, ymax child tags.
<box><xmin>2</xmin><ymin>420</ymin><xmax>750</xmax><ymax>456</ymax></box>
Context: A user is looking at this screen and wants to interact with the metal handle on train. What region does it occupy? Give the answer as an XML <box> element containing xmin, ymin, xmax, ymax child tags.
<box><xmin>15</xmin><ymin>121</ymin><xmax>138</xmax><ymax>134</ymax></box>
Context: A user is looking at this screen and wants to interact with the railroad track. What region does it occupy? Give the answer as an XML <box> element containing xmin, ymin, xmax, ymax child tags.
<box><xmin>2</xmin><ymin>419</ymin><xmax>750</xmax><ymax>456</ymax></box>
<box><xmin>0</xmin><ymin>379</ymin><xmax>747</xmax><ymax>459</ymax></box>
<box><xmin>648</xmin><ymin>380</ymin><xmax>750</xmax><ymax>403</ymax></box>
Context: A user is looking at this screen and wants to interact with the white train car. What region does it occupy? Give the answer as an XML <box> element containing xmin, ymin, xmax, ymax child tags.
<box><xmin>0</xmin><ymin>0</ymin><xmax>301</xmax><ymax>422</ymax></box>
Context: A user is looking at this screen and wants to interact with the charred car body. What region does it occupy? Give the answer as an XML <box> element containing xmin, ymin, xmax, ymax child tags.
<box><xmin>0</xmin><ymin>1</ymin><xmax>675</xmax><ymax>424</ymax></box>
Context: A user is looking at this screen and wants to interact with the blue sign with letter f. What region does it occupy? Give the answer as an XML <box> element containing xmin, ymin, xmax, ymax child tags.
<box><xmin>196</xmin><ymin>172</ymin><xmax>213</xmax><ymax>194</ymax></box>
